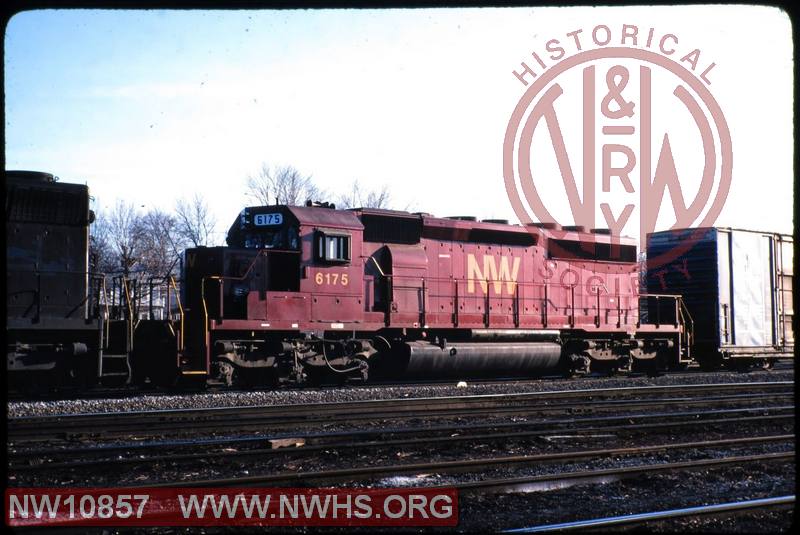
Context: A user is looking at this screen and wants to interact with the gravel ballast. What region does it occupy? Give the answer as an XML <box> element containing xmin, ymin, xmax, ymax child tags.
<box><xmin>7</xmin><ymin>368</ymin><xmax>793</xmax><ymax>418</ymax></box>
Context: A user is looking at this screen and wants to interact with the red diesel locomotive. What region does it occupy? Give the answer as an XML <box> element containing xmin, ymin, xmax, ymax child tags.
<box><xmin>134</xmin><ymin>204</ymin><xmax>693</xmax><ymax>386</ymax></box>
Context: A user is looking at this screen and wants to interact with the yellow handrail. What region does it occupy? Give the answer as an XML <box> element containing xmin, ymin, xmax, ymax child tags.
<box><xmin>169</xmin><ymin>276</ymin><xmax>184</xmax><ymax>350</ymax></box>
<box><xmin>201</xmin><ymin>276</ymin><xmax>211</xmax><ymax>347</ymax></box>
<box><xmin>121</xmin><ymin>277</ymin><xmax>135</xmax><ymax>346</ymax></box>
<box><xmin>101</xmin><ymin>277</ymin><xmax>110</xmax><ymax>346</ymax></box>
<box><xmin>679</xmin><ymin>297</ymin><xmax>694</xmax><ymax>350</ymax></box>
<box><xmin>199</xmin><ymin>250</ymin><xmax>271</xmax><ymax>341</ymax></box>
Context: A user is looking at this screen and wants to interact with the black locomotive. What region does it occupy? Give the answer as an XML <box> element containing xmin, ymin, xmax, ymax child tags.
<box><xmin>6</xmin><ymin>171</ymin><xmax>132</xmax><ymax>389</ymax></box>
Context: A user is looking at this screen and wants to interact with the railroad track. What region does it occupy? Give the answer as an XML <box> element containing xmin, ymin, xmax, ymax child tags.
<box><xmin>8</xmin><ymin>380</ymin><xmax>793</xmax><ymax>531</ymax></box>
<box><xmin>7</xmin><ymin>381</ymin><xmax>793</xmax><ymax>442</ymax></box>
<box><xmin>77</xmin><ymin>434</ymin><xmax>794</xmax><ymax>488</ymax></box>
<box><xmin>9</xmin><ymin>361</ymin><xmax>793</xmax><ymax>402</ymax></box>
<box><xmin>9</xmin><ymin>405</ymin><xmax>794</xmax><ymax>473</ymax></box>
<box><xmin>502</xmin><ymin>495</ymin><xmax>795</xmax><ymax>532</ymax></box>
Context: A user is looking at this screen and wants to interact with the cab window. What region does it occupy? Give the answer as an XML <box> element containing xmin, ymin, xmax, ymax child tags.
<box><xmin>243</xmin><ymin>225</ymin><xmax>300</xmax><ymax>250</ymax></box>
<box><xmin>316</xmin><ymin>231</ymin><xmax>350</xmax><ymax>263</ymax></box>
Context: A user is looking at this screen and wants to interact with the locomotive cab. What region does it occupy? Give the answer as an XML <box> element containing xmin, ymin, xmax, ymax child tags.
<box><xmin>172</xmin><ymin>204</ymin><xmax>369</xmax><ymax>386</ymax></box>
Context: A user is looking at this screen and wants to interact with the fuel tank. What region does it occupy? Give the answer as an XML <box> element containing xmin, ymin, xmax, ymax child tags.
<box><xmin>395</xmin><ymin>341</ymin><xmax>563</xmax><ymax>377</ymax></box>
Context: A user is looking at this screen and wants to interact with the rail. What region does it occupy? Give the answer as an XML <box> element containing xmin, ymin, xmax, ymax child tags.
<box><xmin>11</xmin><ymin>405</ymin><xmax>794</xmax><ymax>470</ymax></box>
<box><xmin>138</xmin><ymin>438</ymin><xmax>795</xmax><ymax>488</ymax></box>
<box><xmin>8</xmin><ymin>382</ymin><xmax>793</xmax><ymax>441</ymax></box>
<box><xmin>503</xmin><ymin>495</ymin><xmax>795</xmax><ymax>532</ymax></box>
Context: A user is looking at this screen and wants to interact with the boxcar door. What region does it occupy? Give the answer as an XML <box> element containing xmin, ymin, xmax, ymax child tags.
<box><xmin>730</xmin><ymin>231</ymin><xmax>773</xmax><ymax>346</ymax></box>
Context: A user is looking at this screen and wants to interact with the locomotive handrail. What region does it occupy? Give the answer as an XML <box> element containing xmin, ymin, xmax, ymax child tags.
<box><xmin>592</xmin><ymin>284</ymin><xmax>606</xmax><ymax>328</ymax></box>
<box><xmin>202</xmin><ymin>249</ymin><xmax>283</xmax><ymax>306</ymax></box>
<box><xmin>210</xmin><ymin>250</ymin><xmax>272</xmax><ymax>283</ymax></box>
<box><xmin>169</xmin><ymin>275</ymin><xmax>184</xmax><ymax>351</ymax></box>
<box><xmin>201</xmin><ymin>277</ymin><xmax>211</xmax><ymax>346</ymax></box>
<box><xmin>367</xmin><ymin>256</ymin><xmax>387</xmax><ymax>277</ymax></box>
<box><xmin>5</xmin><ymin>269</ymin><xmax>108</xmax><ymax>322</ymax></box>
<box><xmin>101</xmin><ymin>277</ymin><xmax>110</xmax><ymax>346</ymax></box>
<box><xmin>6</xmin><ymin>268</ymin><xmax>105</xmax><ymax>275</ymax></box>
<box><xmin>200</xmin><ymin>250</ymin><xmax>273</xmax><ymax>338</ymax></box>
<box><xmin>121</xmin><ymin>277</ymin><xmax>135</xmax><ymax>347</ymax></box>
<box><xmin>191</xmin><ymin>257</ymin><xmax>685</xmax><ymax>335</ymax></box>
<box><xmin>383</xmin><ymin>274</ymin><xmax>685</xmax><ymax>332</ymax></box>
<box><xmin>678</xmin><ymin>296</ymin><xmax>694</xmax><ymax>355</ymax></box>
<box><xmin>148</xmin><ymin>277</ymin><xmax>157</xmax><ymax>321</ymax></box>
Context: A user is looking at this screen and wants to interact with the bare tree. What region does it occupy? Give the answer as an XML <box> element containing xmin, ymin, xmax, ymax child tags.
<box><xmin>89</xmin><ymin>213</ymin><xmax>116</xmax><ymax>274</ymax></box>
<box><xmin>175</xmin><ymin>194</ymin><xmax>217</xmax><ymax>247</ymax></box>
<box><xmin>100</xmin><ymin>200</ymin><xmax>143</xmax><ymax>277</ymax></box>
<box><xmin>364</xmin><ymin>185</ymin><xmax>391</xmax><ymax>209</ymax></box>
<box><xmin>90</xmin><ymin>203</ymin><xmax>189</xmax><ymax>322</ymax></box>
<box><xmin>337</xmin><ymin>180</ymin><xmax>392</xmax><ymax>209</ymax></box>
<box><xmin>245</xmin><ymin>163</ymin><xmax>321</xmax><ymax>206</ymax></box>
<box><xmin>92</xmin><ymin>203</ymin><xmax>186</xmax><ymax>275</ymax></box>
<box><xmin>135</xmin><ymin>209</ymin><xmax>184</xmax><ymax>277</ymax></box>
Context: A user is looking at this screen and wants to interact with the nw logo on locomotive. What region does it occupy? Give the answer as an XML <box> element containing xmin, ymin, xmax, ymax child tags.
<box><xmin>466</xmin><ymin>254</ymin><xmax>521</xmax><ymax>295</ymax></box>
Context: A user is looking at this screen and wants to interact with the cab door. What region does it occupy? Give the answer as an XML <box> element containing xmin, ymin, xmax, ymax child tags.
<box><xmin>307</xmin><ymin>230</ymin><xmax>364</xmax><ymax>325</ymax></box>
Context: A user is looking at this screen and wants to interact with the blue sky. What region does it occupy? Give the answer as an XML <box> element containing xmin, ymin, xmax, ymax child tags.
<box><xmin>4</xmin><ymin>7</ymin><xmax>794</xmax><ymax>244</ymax></box>
<box><xmin>7</xmin><ymin>9</ymin><xmax>502</xmax><ymax>240</ymax></box>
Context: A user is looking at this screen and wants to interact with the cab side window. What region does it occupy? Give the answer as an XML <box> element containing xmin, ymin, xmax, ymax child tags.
<box><xmin>316</xmin><ymin>232</ymin><xmax>350</xmax><ymax>263</ymax></box>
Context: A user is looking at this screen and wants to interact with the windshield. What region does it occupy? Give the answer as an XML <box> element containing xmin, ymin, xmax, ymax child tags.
<box><xmin>243</xmin><ymin>225</ymin><xmax>299</xmax><ymax>250</ymax></box>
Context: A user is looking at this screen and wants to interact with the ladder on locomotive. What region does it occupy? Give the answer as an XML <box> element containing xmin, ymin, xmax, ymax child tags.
<box><xmin>96</xmin><ymin>275</ymin><xmax>134</xmax><ymax>383</ymax></box>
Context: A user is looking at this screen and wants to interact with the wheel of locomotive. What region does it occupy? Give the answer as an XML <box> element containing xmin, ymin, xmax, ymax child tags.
<box><xmin>257</xmin><ymin>367</ymin><xmax>280</xmax><ymax>388</ymax></box>
<box><xmin>561</xmin><ymin>352</ymin><xmax>591</xmax><ymax>378</ymax></box>
<box><xmin>759</xmin><ymin>358</ymin><xmax>775</xmax><ymax>371</ymax></box>
<box><xmin>330</xmin><ymin>372</ymin><xmax>350</xmax><ymax>386</ymax></box>
<box><xmin>235</xmin><ymin>367</ymin><xmax>279</xmax><ymax>389</ymax></box>
<box><xmin>354</xmin><ymin>355</ymin><xmax>370</xmax><ymax>382</ymax></box>
<box><xmin>592</xmin><ymin>359</ymin><xmax>618</xmax><ymax>377</ymax></box>
<box><xmin>68</xmin><ymin>352</ymin><xmax>98</xmax><ymax>390</ymax></box>
<box><xmin>132</xmin><ymin>321</ymin><xmax>180</xmax><ymax>388</ymax></box>
<box><xmin>303</xmin><ymin>368</ymin><xmax>326</xmax><ymax>387</ymax></box>
<box><xmin>643</xmin><ymin>359</ymin><xmax>661</xmax><ymax>377</ymax></box>
<box><xmin>629</xmin><ymin>358</ymin><xmax>644</xmax><ymax>375</ymax></box>
<box><xmin>649</xmin><ymin>347</ymin><xmax>673</xmax><ymax>375</ymax></box>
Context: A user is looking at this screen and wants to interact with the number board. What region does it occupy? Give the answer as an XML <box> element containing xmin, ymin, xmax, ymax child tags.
<box><xmin>253</xmin><ymin>213</ymin><xmax>283</xmax><ymax>226</ymax></box>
